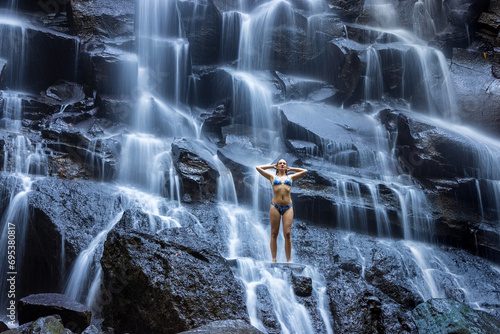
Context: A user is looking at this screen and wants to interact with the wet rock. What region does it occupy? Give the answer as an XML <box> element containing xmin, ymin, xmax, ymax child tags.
<box><xmin>477</xmin><ymin>11</ymin><xmax>500</xmax><ymax>32</ymax></box>
<box><xmin>192</xmin><ymin>67</ymin><xmax>233</xmax><ymax>109</ymax></box>
<box><xmin>15</xmin><ymin>315</ymin><xmax>73</xmax><ymax>334</ymax></box>
<box><xmin>178</xmin><ymin>320</ymin><xmax>263</xmax><ymax>333</ymax></box>
<box><xmin>44</xmin><ymin>80</ymin><xmax>86</xmax><ymax>105</ymax></box>
<box><xmin>450</xmin><ymin>48</ymin><xmax>500</xmax><ymax>134</ymax></box>
<box><xmin>86</xmin><ymin>46</ymin><xmax>138</xmax><ymax>96</ymax></box>
<box><xmin>96</xmin><ymin>96</ymin><xmax>132</xmax><ymax>123</ymax></box>
<box><xmin>291</xmin><ymin>273</ymin><xmax>313</xmax><ymax>297</ymax></box>
<box><xmin>18</xmin><ymin>293</ymin><xmax>91</xmax><ymax>333</ymax></box>
<box><xmin>28</xmin><ymin>176</ymin><xmax>123</xmax><ymax>277</ymax></box>
<box><xmin>272</xmin><ymin>72</ymin><xmax>343</xmax><ymax>105</ymax></box>
<box><xmin>255</xmin><ymin>285</ymin><xmax>280</xmax><ymax>334</ymax></box>
<box><xmin>327</xmin><ymin>269</ymin><xmax>418</xmax><ymax>334</ymax></box>
<box><xmin>172</xmin><ymin>138</ymin><xmax>220</xmax><ymax>202</ymax></box>
<box><xmin>177</xmin><ymin>0</ymin><xmax>222</xmax><ymax>66</ymax></box>
<box><xmin>365</xmin><ymin>249</ymin><xmax>424</xmax><ymax>309</ymax></box>
<box><xmin>0</xmin><ymin>24</ymin><xmax>79</xmax><ymax>93</ymax></box>
<box><xmin>100</xmin><ymin>228</ymin><xmax>248</xmax><ymax>334</ymax></box>
<box><xmin>280</xmin><ymin>103</ymin><xmax>380</xmax><ymax>167</ymax></box>
<box><xmin>326</xmin><ymin>0</ymin><xmax>364</xmax><ymax>22</ymax></box>
<box><xmin>216</xmin><ymin>150</ymin><xmax>255</xmax><ymax>204</ymax></box>
<box><xmin>201</xmin><ymin>104</ymin><xmax>231</xmax><ymax>139</ymax></box>
<box><xmin>412</xmin><ymin>298</ymin><xmax>500</xmax><ymax>333</ymax></box>
<box><xmin>69</xmin><ymin>0</ymin><xmax>136</xmax><ymax>40</ymax></box>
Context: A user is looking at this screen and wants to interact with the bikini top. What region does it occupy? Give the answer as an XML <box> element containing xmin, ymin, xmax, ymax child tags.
<box><xmin>273</xmin><ymin>175</ymin><xmax>292</xmax><ymax>187</ymax></box>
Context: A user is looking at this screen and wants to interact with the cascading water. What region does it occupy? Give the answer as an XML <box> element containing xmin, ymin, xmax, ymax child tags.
<box><xmin>1</xmin><ymin>0</ymin><xmax>500</xmax><ymax>331</ymax></box>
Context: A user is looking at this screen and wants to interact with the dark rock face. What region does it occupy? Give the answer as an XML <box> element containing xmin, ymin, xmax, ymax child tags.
<box><xmin>18</xmin><ymin>293</ymin><xmax>91</xmax><ymax>333</ymax></box>
<box><xmin>178</xmin><ymin>0</ymin><xmax>222</xmax><ymax>66</ymax></box>
<box><xmin>172</xmin><ymin>138</ymin><xmax>220</xmax><ymax>202</ymax></box>
<box><xmin>68</xmin><ymin>0</ymin><xmax>136</xmax><ymax>40</ymax></box>
<box><xmin>412</xmin><ymin>298</ymin><xmax>500</xmax><ymax>333</ymax></box>
<box><xmin>450</xmin><ymin>48</ymin><xmax>500</xmax><ymax>134</ymax></box>
<box><xmin>100</xmin><ymin>228</ymin><xmax>248</xmax><ymax>334</ymax></box>
<box><xmin>0</xmin><ymin>24</ymin><xmax>79</xmax><ymax>93</ymax></box>
<box><xmin>86</xmin><ymin>47</ymin><xmax>138</xmax><ymax>97</ymax></box>
<box><xmin>385</xmin><ymin>111</ymin><xmax>500</xmax><ymax>261</ymax></box>
<box><xmin>20</xmin><ymin>176</ymin><xmax>123</xmax><ymax>297</ymax></box>
<box><xmin>178</xmin><ymin>320</ymin><xmax>263</xmax><ymax>334</ymax></box>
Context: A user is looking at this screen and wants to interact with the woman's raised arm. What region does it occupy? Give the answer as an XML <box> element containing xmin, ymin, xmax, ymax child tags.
<box><xmin>256</xmin><ymin>164</ymin><xmax>276</xmax><ymax>182</ymax></box>
<box><xmin>288</xmin><ymin>166</ymin><xmax>307</xmax><ymax>181</ymax></box>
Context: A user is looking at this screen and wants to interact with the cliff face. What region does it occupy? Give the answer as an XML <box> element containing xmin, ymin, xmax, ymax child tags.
<box><xmin>1</xmin><ymin>0</ymin><xmax>500</xmax><ymax>333</ymax></box>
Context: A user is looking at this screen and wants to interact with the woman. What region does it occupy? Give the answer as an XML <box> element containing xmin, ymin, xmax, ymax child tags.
<box><xmin>256</xmin><ymin>159</ymin><xmax>307</xmax><ymax>263</ymax></box>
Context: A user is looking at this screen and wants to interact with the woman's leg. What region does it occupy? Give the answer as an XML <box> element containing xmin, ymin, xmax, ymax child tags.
<box><xmin>270</xmin><ymin>205</ymin><xmax>281</xmax><ymax>262</ymax></box>
<box><xmin>282</xmin><ymin>207</ymin><xmax>294</xmax><ymax>262</ymax></box>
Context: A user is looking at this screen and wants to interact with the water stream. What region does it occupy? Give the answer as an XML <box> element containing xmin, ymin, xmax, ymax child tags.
<box><xmin>0</xmin><ymin>0</ymin><xmax>499</xmax><ymax>331</ymax></box>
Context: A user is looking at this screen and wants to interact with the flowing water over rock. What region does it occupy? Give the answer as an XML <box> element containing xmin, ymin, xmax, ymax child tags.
<box><xmin>0</xmin><ymin>0</ymin><xmax>499</xmax><ymax>332</ymax></box>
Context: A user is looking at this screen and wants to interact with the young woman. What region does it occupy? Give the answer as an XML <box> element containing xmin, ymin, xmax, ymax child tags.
<box><xmin>256</xmin><ymin>159</ymin><xmax>307</xmax><ymax>263</ymax></box>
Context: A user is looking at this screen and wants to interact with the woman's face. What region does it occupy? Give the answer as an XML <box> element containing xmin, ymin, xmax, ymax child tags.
<box><xmin>277</xmin><ymin>159</ymin><xmax>287</xmax><ymax>170</ymax></box>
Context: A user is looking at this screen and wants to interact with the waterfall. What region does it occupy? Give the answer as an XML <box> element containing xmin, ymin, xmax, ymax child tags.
<box><xmin>364</xmin><ymin>46</ymin><xmax>384</xmax><ymax>100</ymax></box>
<box><xmin>1</xmin><ymin>0</ymin><xmax>499</xmax><ymax>331</ymax></box>
<box><xmin>0</xmin><ymin>175</ymin><xmax>32</xmax><ymax>321</ymax></box>
<box><xmin>64</xmin><ymin>212</ymin><xmax>124</xmax><ymax>302</ymax></box>
<box><xmin>238</xmin><ymin>0</ymin><xmax>296</xmax><ymax>71</ymax></box>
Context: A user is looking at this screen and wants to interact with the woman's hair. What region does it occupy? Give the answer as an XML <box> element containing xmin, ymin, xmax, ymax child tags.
<box><xmin>275</xmin><ymin>159</ymin><xmax>287</xmax><ymax>175</ymax></box>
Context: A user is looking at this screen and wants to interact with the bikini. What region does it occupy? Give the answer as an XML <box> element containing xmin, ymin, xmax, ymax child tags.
<box><xmin>271</xmin><ymin>175</ymin><xmax>293</xmax><ymax>215</ymax></box>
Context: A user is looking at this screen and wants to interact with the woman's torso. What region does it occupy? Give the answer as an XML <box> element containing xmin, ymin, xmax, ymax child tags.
<box><xmin>271</xmin><ymin>175</ymin><xmax>292</xmax><ymax>205</ymax></box>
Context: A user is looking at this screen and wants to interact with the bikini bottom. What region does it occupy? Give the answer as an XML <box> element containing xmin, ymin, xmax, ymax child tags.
<box><xmin>271</xmin><ymin>202</ymin><xmax>293</xmax><ymax>216</ymax></box>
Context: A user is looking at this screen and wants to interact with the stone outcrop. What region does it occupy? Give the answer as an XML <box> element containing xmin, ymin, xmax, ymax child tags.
<box><xmin>100</xmin><ymin>228</ymin><xmax>249</xmax><ymax>334</ymax></box>
<box><xmin>450</xmin><ymin>48</ymin><xmax>500</xmax><ymax>134</ymax></box>
<box><xmin>412</xmin><ymin>298</ymin><xmax>500</xmax><ymax>333</ymax></box>
<box><xmin>172</xmin><ymin>138</ymin><xmax>220</xmax><ymax>202</ymax></box>
<box><xmin>15</xmin><ymin>315</ymin><xmax>73</xmax><ymax>334</ymax></box>
<box><xmin>178</xmin><ymin>320</ymin><xmax>264</xmax><ymax>334</ymax></box>
<box><xmin>18</xmin><ymin>293</ymin><xmax>91</xmax><ymax>334</ymax></box>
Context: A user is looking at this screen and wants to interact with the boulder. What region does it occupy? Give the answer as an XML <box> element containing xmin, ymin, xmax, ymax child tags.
<box><xmin>18</xmin><ymin>293</ymin><xmax>91</xmax><ymax>333</ymax></box>
<box><xmin>178</xmin><ymin>320</ymin><xmax>263</xmax><ymax>334</ymax></box>
<box><xmin>27</xmin><ymin>176</ymin><xmax>124</xmax><ymax>283</ymax></box>
<box><xmin>100</xmin><ymin>228</ymin><xmax>248</xmax><ymax>334</ymax></box>
<box><xmin>15</xmin><ymin>315</ymin><xmax>73</xmax><ymax>334</ymax></box>
<box><xmin>412</xmin><ymin>298</ymin><xmax>500</xmax><ymax>333</ymax></box>
<box><xmin>172</xmin><ymin>138</ymin><xmax>220</xmax><ymax>202</ymax></box>
<box><xmin>291</xmin><ymin>273</ymin><xmax>313</xmax><ymax>297</ymax></box>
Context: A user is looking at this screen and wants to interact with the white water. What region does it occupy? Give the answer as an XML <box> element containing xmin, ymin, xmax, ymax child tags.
<box><xmin>0</xmin><ymin>0</ymin><xmax>499</xmax><ymax>330</ymax></box>
<box><xmin>64</xmin><ymin>212</ymin><xmax>124</xmax><ymax>301</ymax></box>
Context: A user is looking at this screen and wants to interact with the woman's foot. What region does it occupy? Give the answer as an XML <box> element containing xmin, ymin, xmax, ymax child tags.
<box><xmin>272</xmin><ymin>258</ymin><xmax>277</xmax><ymax>263</ymax></box>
